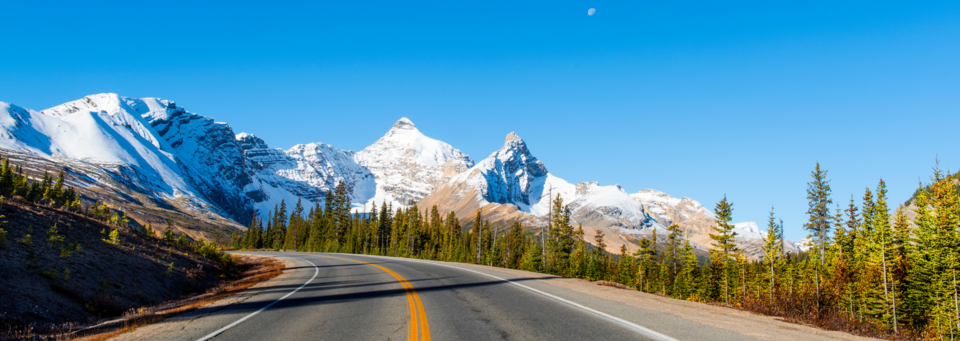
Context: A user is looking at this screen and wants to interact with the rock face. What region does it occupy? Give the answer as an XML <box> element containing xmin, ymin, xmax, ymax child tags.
<box><xmin>419</xmin><ymin>132</ymin><xmax>666</xmax><ymax>253</ymax></box>
<box><xmin>354</xmin><ymin>118</ymin><xmax>474</xmax><ymax>208</ymax></box>
<box><xmin>418</xmin><ymin>132</ymin><xmax>567</xmax><ymax>224</ymax></box>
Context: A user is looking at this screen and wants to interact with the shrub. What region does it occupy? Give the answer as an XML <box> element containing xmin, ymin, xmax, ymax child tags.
<box><xmin>20</xmin><ymin>234</ymin><xmax>32</xmax><ymax>245</ymax></box>
<box><xmin>60</xmin><ymin>248</ymin><xmax>73</xmax><ymax>258</ymax></box>
<box><xmin>177</xmin><ymin>234</ymin><xmax>187</xmax><ymax>248</ymax></box>
<box><xmin>63</xmin><ymin>268</ymin><xmax>70</xmax><ymax>281</ymax></box>
<box><xmin>0</xmin><ymin>228</ymin><xmax>7</xmax><ymax>247</ymax></box>
<box><xmin>47</xmin><ymin>223</ymin><xmax>64</xmax><ymax>247</ymax></box>
<box><xmin>103</xmin><ymin>229</ymin><xmax>119</xmax><ymax>245</ymax></box>
<box><xmin>41</xmin><ymin>268</ymin><xmax>58</xmax><ymax>279</ymax></box>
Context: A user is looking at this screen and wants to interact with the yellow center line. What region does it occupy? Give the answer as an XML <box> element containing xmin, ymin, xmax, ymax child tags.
<box><xmin>319</xmin><ymin>255</ymin><xmax>430</xmax><ymax>341</ymax></box>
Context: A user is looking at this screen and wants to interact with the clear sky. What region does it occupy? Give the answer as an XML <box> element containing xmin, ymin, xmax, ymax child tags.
<box><xmin>3</xmin><ymin>1</ymin><xmax>958</xmax><ymax>240</ymax></box>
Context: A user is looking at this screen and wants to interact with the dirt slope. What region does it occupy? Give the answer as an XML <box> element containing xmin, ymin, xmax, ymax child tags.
<box><xmin>0</xmin><ymin>198</ymin><xmax>232</xmax><ymax>333</ymax></box>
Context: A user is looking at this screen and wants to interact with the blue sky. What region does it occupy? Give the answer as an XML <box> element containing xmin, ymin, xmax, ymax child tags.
<box><xmin>3</xmin><ymin>1</ymin><xmax>959</xmax><ymax>240</ymax></box>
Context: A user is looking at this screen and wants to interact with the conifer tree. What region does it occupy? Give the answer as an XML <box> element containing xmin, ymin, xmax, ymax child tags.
<box><xmin>548</xmin><ymin>195</ymin><xmax>574</xmax><ymax>275</ymax></box>
<box><xmin>520</xmin><ymin>237</ymin><xmax>542</xmax><ymax>272</ymax></box>
<box><xmin>762</xmin><ymin>207</ymin><xmax>780</xmax><ymax>305</ymax></box>
<box><xmin>665</xmin><ymin>223</ymin><xmax>683</xmax><ymax>282</ymax></box>
<box><xmin>617</xmin><ymin>244</ymin><xmax>633</xmax><ymax>285</ymax></box>
<box><xmin>709</xmin><ymin>195</ymin><xmax>737</xmax><ymax>304</ymax></box>
<box><xmin>635</xmin><ymin>237</ymin><xmax>655</xmax><ymax>292</ymax></box>
<box><xmin>676</xmin><ymin>235</ymin><xmax>698</xmax><ymax>299</ymax></box>
<box><xmin>805</xmin><ymin>163</ymin><xmax>833</xmax><ymax>266</ymax></box>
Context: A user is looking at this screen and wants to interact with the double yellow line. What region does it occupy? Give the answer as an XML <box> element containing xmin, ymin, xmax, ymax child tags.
<box><xmin>321</xmin><ymin>256</ymin><xmax>430</xmax><ymax>341</ymax></box>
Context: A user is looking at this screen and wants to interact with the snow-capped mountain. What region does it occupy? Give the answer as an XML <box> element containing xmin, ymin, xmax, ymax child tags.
<box><xmin>354</xmin><ymin>118</ymin><xmax>474</xmax><ymax>209</ymax></box>
<box><xmin>235</xmin><ymin>117</ymin><xmax>475</xmax><ymax>217</ymax></box>
<box><xmin>628</xmin><ymin>189</ymin><xmax>718</xmax><ymax>249</ymax></box>
<box><xmin>732</xmin><ymin>222</ymin><xmax>765</xmax><ymax>240</ymax></box>
<box><xmin>419</xmin><ymin>132</ymin><xmax>668</xmax><ymax>253</ymax></box>
<box><xmin>726</xmin><ymin>221</ymin><xmax>806</xmax><ymax>259</ymax></box>
<box><xmin>0</xmin><ymin>94</ymin><xmax>478</xmax><ymax>237</ymax></box>
<box><xmin>0</xmin><ymin>94</ymin><xmax>251</xmax><ymax>226</ymax></box>
<box><xmin>0</xmin><ymin>93</ymin><xmax>803</xmax><ymax>255</ymax></box>
<box><xmin>236</xmin><ymin>133</ymin><xmax>376</xmax><ymax>217</ymax></box>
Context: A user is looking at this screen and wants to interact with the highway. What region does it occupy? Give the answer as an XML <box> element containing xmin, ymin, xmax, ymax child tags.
<box><xmin>114</xmin><ymin>252</ymin><xmax>857</xmax><ymax>341</ymax></box>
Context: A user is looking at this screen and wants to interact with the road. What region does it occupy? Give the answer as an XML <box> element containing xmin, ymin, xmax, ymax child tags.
<box><xmin>113</xmin><ymin>252</ymin><xmax>866</xmax><ymax>341</ymax></box>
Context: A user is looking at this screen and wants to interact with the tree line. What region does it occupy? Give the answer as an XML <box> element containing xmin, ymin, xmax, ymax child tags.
<box><xmin>234</xmin><ymin>163</ymin><xmax>958</xmax><ymax>339</ymax></box>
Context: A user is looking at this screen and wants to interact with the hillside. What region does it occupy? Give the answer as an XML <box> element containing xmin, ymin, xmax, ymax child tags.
<box><xmin>0</xmin><ymin>197</ymin><xmax>235</xmax><ymax>334</ymax></box>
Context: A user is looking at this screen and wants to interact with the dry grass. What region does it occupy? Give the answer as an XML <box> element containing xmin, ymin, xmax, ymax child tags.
<box><xmin>54</xmin><ymin>255</ymin><xmax>285</xmax><ymax>341</ymax></box>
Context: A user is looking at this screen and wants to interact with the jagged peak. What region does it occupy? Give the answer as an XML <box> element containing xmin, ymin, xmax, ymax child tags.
<box><xmin>392</xmin><ymin>117</ymin><xmax>417</xmax><ymax>130</ymax></box>
<box><xmin>504</xmin><ymin>132</ymin><xmax>522</xmax><ymax>144</ymax></box>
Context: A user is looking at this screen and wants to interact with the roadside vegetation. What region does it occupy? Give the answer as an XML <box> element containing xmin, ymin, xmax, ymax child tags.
<box><xmin>0</xmin><ymin>157</ymin><xmax>281</xmax><ymax>340</ymax></box>
<box><xmin>235</xmin><ymin>162</ymin><xmax>959</xmax><ymax>340</ymax></box>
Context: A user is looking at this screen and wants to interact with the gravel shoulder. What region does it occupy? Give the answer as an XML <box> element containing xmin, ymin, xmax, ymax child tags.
<box><xmin>455</xmin><ymin>262</ymin><xmax>879</xmax><ymax>341</ymax></box>
<box><xmin>108</xmin><ymin>257</ymin><xmax>297</xmax><ymax>341</ymax></box>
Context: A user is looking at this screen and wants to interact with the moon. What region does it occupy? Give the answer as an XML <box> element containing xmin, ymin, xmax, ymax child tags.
<box><xmin>587</xmin><ymin>8</ymin><xmax>596</xmax><ymax>16</ymax></box>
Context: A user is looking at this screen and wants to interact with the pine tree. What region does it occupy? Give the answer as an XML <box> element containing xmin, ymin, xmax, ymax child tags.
<box><xmin>709</xmin><ymin>195</ymin><xmax>737</xmax><ymax>304</ymax></box>
<box><xmin>665</xmin><ymin>223</ymin><xmax>683</xmax><ymax>284</ymax></box>
<box><xmin>616</xmin><ymin>244</ymin><xmax>633</xmax><ymax>285</ymax></box>
<box><xmin>634</xmin><ymin>237</ymin><xmax>656</xmax><ymax>292</ymax></box>
<box><xmin>548</xmin><ymin>195</ymin><xmax>574</xmax><ymax>275</ymax></box>
<box><xmin>805</xmin><ymin>163</ymin><xmax>833</xmax><ymax>267</ymax></box>
<box><xmin>676</xmin><ymin>235</ymin><xmax>698</xmax><ymax>299</ymax></box>
<box><xmin>762</xmin><ymin>207</ymin><xmax>780</xmax><ymax>305</ymax></box>
<box><xmin>871</xmin><ymin>179</ymin><xmax>897</xmax><ymax>329</ymax></box>
<box><xmin>568</xmin><ymin>224</ymin><xmax>587</xmax><ymax>278</ymax></box>
<box><xmin>520</xmin><ymin>237</ymin><xmax>542</xmax><ymax>272</ymax></box>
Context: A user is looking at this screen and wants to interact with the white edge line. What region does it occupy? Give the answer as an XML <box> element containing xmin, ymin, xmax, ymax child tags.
<box><xmin>384</xmin><ymin>256</ymin><xmax>678</xmax><ymax>341</ymax></box>
<box><xmin>196</xmin><ymin>257</ymin><xmax>319</xmax><ymax>341</ymax></box>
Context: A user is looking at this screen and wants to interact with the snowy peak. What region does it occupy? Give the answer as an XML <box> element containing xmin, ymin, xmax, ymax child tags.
<box><xmin>504</xmin><ymin>131</ymin><xmax>522</xmax><ymax>144</ymax></box>
<box><xmin>732</xmin><ymin>222</ymin><xmax>765</xmax><ymax>240</ymax></box>
<box><xmin>391</xmin><ymin>117</ymin><xmax>417</xmax><ymax>130</ymax></box>
<box><xmin>486</xmin><ymin>132</ymin><xmax>547</xmax><ymax>177</ymax></box>
<box><xmin>469</xmin><ymin>132</ymin><xmax>549</xmax><ymax>206</ymax></box>
<box><xmin>354</xmin><ymin>117</ymin><xmax>474</xmax><ymax>208</ymax></box>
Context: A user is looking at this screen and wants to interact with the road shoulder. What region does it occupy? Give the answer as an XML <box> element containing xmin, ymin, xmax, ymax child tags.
<box><xmin>108</xmin><ymin>257</ymin><xmax>298</xmax><ymax>341</ymax></box>
<box><xmin>453</xmin><ymin>263</ymin><xmax>878</xmax><ymax>341</ymax></box>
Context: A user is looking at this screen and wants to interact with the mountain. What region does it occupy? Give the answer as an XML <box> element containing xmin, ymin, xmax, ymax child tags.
<box><xmin>0</xmin><ymin>94</ymin><xmax>248</xmax><ymax>238</ymax></box>
<box><xmin>628</xmin><ymin>189</ymin><xmax>717</xmax><ymax>250</ymax></box>
<box><xmin>724</xmin><ymin>221</ymin><xmax>807</xmax><ymax>259</ymax></box>
<box><xmin>419</xmin><ymin>132</ymin><xmax>669</xmax><ymax>253</ymax></box>
<box><xmin>0</xmin><ymin>93</ymin><xmax>792</xmax><ymax>256</ymax></box>
<box><xmin>354</xmin><ymin>118</ymin><xmax>474</xmax><ymax>209</ymax></box>
<box><xmin>0</xmin><ymin>94</ymin><xmax>474</xmax><ymax>239</ymax></box>
<box><xmin>236</xmin><ymin>133</ymin><xmax>376</xmax><ymax>217</ymax></box>
<box><xmin>235</xmin><ymin>117</ymin><xmax>474</xmax><ymax>217</ymax></box>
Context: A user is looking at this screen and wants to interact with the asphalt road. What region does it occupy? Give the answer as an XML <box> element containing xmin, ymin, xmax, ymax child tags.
<box><xmin>140</xmin><ymin>252</ymin><xmax>761</xmax><ymax>341</ymax></box>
